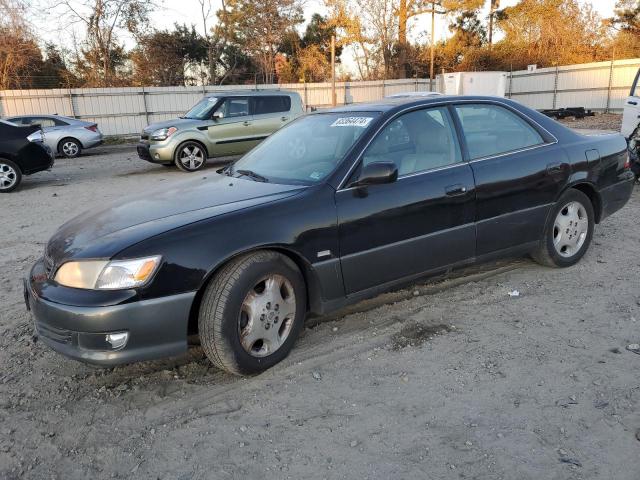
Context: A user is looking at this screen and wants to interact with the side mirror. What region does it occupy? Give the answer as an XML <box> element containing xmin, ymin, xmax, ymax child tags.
<box><xmin>351</xmin><ymin>161</ymin><xmax>398</xmax><ymax>187</ymax></box>
<box><xmin>212</xmin><ymin>111</ymin><xmax>224</xmax><ymax>120</ymax></box>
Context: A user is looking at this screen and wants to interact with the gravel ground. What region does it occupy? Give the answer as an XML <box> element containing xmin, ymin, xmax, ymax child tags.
<box><xmin>558</xmin><ymin>113</ymin><xmax>622</xmax><ymax>132</ymax></box>
<box><xmin>1</xmin><ymin>142</ymin><xmax>640</xmax><ymax>479</ymax></box>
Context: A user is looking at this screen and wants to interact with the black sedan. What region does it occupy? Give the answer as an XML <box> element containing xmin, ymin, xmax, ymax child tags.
<box><xmin>0</xmin><ymin>119</ymin><xmax>54</xmax><ymax>192</ymax></box>
<box><xmin>25</xmin><ymin>96</ymin><xmax>634</xmax><ymax>375</ymax></box>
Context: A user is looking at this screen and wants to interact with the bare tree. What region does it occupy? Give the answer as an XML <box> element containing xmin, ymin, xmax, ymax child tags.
<box><xmin>49</xmin><ymin>0</ymin><xmax>153</xmax><ymax>86</ymax></box>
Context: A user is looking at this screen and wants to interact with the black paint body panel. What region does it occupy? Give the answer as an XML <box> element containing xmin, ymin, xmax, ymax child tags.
<box><xmin>0</xmin><ymin>121</ymin><xmax>53</xmax><ymax>175</ymax></box>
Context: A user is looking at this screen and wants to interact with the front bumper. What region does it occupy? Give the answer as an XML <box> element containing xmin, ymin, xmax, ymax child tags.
<box><xmin>25</xmin><ymin>260</ymin><xmax>195</xmax><ymax>366</ymax></box>
<box><xmin>600</xmin><ymin>170</ymin><xmax>635</xmax><ymax>221</ymax></box>
<box><xmin>137</xmin><ymin>142</ymin><xmax>174</xmax><ymax>164</ymax></box>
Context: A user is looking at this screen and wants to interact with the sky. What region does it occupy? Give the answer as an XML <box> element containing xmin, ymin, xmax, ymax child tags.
<box><xmin>31</xmin><ymin>0</ymin><xmax>618</xmax><ymax>76</ymax></box>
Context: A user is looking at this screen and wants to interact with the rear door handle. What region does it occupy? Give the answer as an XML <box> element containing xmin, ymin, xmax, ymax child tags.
<box><xmin>243</xmin><ymin>121</ymin><xmax>251</xmax><ymax>126</ymax></box>
<box><xmin>546</xmin><ymin>162</ymin><xmax>563</xmax><ymax>174</ymax></box>
<box><xmin>445</xmin><ymin>184</ymin><xmax>467</xmax><ymax>196</ymax></box>
<box><xmin>628</xmin><ymin>100</ymin><xmax>638</xmax><ymax>105</ymax></box>
<box><xmin>281</xmin><ymin>116</ymin><xmax>289</xmax><ymax>121</ymax></box>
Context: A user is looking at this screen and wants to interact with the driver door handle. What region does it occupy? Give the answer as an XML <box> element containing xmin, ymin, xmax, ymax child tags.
<box><xmin>243</xmin><ymin>121</ymin><xmax>251</xmax><ymax>126</ymax></box>
<box><xmin>281</xmin><ymin>116</ymin><xmax>289</xmax><ymax>121</ymax></box>
<box><xmin>445</xmin><ymin>184</ymin><xmax>467</xmax><ymax>196</ymax></box>
<box><xmin>628</xmin><ymin>100</ymin><xmax>638</xmax><ymax>106</ymax></box>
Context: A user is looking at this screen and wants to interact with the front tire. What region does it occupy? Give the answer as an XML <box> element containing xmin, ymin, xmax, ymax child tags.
<box><xmin>0</xmin><ymin>159</ymin><xmax>22</xmax><ymax>193</ymax></box>
<box><xmin>174</xmin><ymin>141</ymin><xmax>207</xmax><ymax>172</ymax></box>
<box><xmin>198</xmin><ymin>251</ymin><xmax>307</xmax><ymax>375</ymax></box>
<box><xmin>58</xmin><ymin>138</ymin><xmax>81</xmax><ymax>158</ymax></box>
<box><xmin>531</xmin><ymin>189</ymin><xmax>594</xmax><ymax>267</ymax></box>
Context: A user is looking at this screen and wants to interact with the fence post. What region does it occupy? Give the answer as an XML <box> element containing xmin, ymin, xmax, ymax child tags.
<box><xmin>304</xmin><ymin>81</ymin><xmax>308</xmax><ymax>111</ymax></box>
<box><xmin>552</xmin><ymin>64</ymin><xmax>559</xmax><ymax>109</ymax></box>
<box><xmin>381</xmin><ymin>79</ymin><xmax>386</xmax><ymax>99</ymax></box>
<box><xmin>141</xmin><ymin>86</ymin><xmax>149</xmax><ymax>125</ymax></box>
<box><xmin>605</xmin><ymin>57</ymin><xmax>615</xmax><ymax>113</ymax></box>
<box><xmin>508</xmin><ymin>67</ymin><xmax>513</xmax><ymax>99</ymax></box>
<box><xmin>68</xmin><ymin>88</ymin><xmax>76</xmax><ymax>118</ymax></box>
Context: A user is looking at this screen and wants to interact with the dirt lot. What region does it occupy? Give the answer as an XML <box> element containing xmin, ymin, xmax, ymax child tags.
<box><xmin>2</xmin><ymin>132</ymin><xmax>640</xmax><ymax>479</ymax></box>
<box><xmin>558</xmin><ymin>113</ymin><xmax>622</xmax><ymax>132</ymax></box>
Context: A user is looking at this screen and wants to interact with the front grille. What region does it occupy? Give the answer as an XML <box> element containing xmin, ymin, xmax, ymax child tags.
<box><xmin>36</xmin><ymin>322</ymin><xmax>73</xmax><ymax>344</ymax></box>
<box><xmin>137</xmin><ymin>145</ymin><xmax>152</xmax><ymax>161</ymax></box>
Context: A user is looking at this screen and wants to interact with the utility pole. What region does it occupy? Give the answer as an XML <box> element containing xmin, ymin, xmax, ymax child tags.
<box><xmin>430</xmin><ymin>1</ymin><xmax>435</xmax><ymax>86</ymax></box>
<box><xmin>331</xmin><ymin>35</ymin><xmax>337</xmax><ymax>106</ymax></box>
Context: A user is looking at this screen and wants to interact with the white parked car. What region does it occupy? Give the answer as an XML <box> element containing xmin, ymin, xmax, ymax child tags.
<box><xmin>622</xmin><ymin>68</ymin><xmax>640</xmax><ymax>179</ymax></box>
<box><xmin>622</xmin><ymin>68</ymin><xmax>639</xmax><ymax>139</ymax></box>
<box><xmin>386</xmin><ymin>91</ymin><xmax>444</xmax><ymax>99</ymax></box>
<box><xmin>4</xmin><ymin>114</ymin><xmax>103</xmax><ymax>158</ymax></box>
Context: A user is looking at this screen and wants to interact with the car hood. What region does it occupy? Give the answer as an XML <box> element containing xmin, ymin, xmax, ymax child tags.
<box><xmin>143</xmin><ymin>118</ymin><xmax>202</xmax><ymax>134</ymax></box>
<box><xmin>46</xmin><ymin>174</ymin><xmax>305</xmax><ymax>262</ymax></box>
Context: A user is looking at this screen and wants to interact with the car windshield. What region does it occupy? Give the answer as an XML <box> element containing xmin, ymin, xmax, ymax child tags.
<box><xmin>184</xmin><ymin>97</ymin><xmax>218</xmax><ymax>120</ymax></box>
<box><xmin>229</xmin><ymin>112</ymin><xmax>380</xmax><ymax>185</ymax></box>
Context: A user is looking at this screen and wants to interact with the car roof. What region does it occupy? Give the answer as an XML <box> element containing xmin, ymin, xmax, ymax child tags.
<box><xmin>321</xmin><ymin>95</ymin><xmax>517</xmax><ymax>113</ymax></box>
<box><xmin>204</xmin><ymin>89</ymin><xmax>300</xmax><ymax>98</ymax></box>
<box><xmin>386</xmin><ymin>91</ymin><xmax>444</xmax><ymax>98</ymax></box>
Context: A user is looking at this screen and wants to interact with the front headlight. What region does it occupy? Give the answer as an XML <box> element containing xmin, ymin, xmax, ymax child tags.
<box><xmin>54</xmin><ymin>256</ymin><xmax>161</xmax><ymax>290</ymax></box>
<box><xmin>150</xmin><ymin>127</ymin><xmax>177</xmax><ymax>141</ymax></box>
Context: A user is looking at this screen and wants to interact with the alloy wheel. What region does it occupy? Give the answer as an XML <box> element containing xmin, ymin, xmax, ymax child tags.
<box><xmin>62</xmin><ymin>141</ymin><xmax>79</xmax><ymax>157</ymax></box>
<box><xmin>553</xmin><ymin>201</ymin><xmax>588</xmax><ymax>258</ymax></box>
<box><xmin>0</xmin><ymin>163</ymin><xmax>18</xmax><ymax>190</ymax></box>
<box><xmin>179</xmin><ymin>145</ymin><xmax>205</xmax><ymax>170</ymax></box>
<box><xmin>239</xmin><ymin>274</ymin><xmax>296</xmax><ymax>357</ymax></box>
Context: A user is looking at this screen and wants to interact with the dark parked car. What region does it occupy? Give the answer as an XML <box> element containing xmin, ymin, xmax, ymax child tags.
<box><xmin>25</xmin><ymin>96</ymin><xmax>634</xmax><ymax>375</ymax></box>
<box><xmin>0</xmin><ymin>120</ymin><xmax>54</xmax><ymax>192</ymax></box>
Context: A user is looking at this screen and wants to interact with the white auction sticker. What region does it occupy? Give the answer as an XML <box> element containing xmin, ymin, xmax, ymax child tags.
<box><xmin>330</xmin><ymin>117</ymin><xmax>373</xmax><ymax>128</ymax></box>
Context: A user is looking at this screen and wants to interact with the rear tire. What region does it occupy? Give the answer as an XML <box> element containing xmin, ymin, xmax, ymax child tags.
<box><xmin>0</xmin><ymin>158</ymin><xmax>22</xmax><ymax>193</ymax></box>
<box><xmin>58</xmin><ymin>138</ymin><xmax>81</xmax><ymax>158</ymax></box>
<box><xmin>531</xmin><ymin>189</ymin><xmax>594</xmax><ymax>267</ymax></box>
<box><xmin>198</xmin><ymin>251</ymin><xmax>307</xmax><ymax>375</ymax></box>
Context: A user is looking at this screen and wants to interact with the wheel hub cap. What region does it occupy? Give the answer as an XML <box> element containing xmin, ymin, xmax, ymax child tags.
<box><xmin>181</xmin><ymin>146</ymin><xmax>203</xmax><ymax>170</ymax></box>
<box><xmin>63</xmin><ymin>142</ymin><xmax>78</xmax><ymax>155</ymax></box>
<box><xmin>239</xmin><ymin>274</ymin><xmax>296</xmax><ymax>357</ymax></box>
<box><xmin>0</xmin><ymin>163</ymin><xmax>17</xmax><ymax>189</ymax></box>
<box><xmin>553</xmin><ymin>201</ymin><xmax>588</xmax><ymax>258</ymax></box>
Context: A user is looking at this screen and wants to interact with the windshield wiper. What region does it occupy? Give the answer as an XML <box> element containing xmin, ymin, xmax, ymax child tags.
<box><xmin>236</xmin><ymin>169</ymin><xmax>269</xmax><ymax>182</ymax></box>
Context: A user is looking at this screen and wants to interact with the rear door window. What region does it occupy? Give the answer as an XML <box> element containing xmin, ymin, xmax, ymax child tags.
<box><xmin>631</xmin><ymin>68</ymin><xmax>640</xmax><ymax>97</ymax></box>
<box><xmin>28</xmin><ymin>117</ymin><xmax>58</xmax><ymax>128</ymax></box>
<box><xmin>252</xmin><ymin>96</ymin><xmax>291</xmax><ymax>115</ymax></box>
<box><xmin>454</xmin><ymin>104</ymin><xmax>544</xmax><ymax>160</ymax></box>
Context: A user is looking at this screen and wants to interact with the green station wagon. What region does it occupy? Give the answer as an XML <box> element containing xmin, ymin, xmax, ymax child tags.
<box><xmin>137</xmin><ymin>90</ymin><xmax>304</xmax><ymax>172</ymax></box>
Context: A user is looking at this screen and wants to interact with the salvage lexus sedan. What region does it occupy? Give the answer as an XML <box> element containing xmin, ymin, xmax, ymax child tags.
<box><xmin>25</xmin><ymin>96</ymin><xmax>634</xmax><ymax>375</ymax></box>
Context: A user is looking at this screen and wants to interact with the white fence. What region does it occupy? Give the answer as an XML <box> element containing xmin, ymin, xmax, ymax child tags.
<box><xmin>505</xmin><ymin>58</ymin><xmax>639</xmax><ymax>112</ymax></box>
<box><xmin>0</xmin><ymin>58</ymin><xmax>638</xmax><ymax>136</ymax></box>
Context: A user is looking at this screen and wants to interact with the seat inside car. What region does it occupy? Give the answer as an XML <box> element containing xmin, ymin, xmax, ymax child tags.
<box><xmin>401</xmin><ymin>115</ymin><xmax>453</xmax><ymax>174</ymax></box>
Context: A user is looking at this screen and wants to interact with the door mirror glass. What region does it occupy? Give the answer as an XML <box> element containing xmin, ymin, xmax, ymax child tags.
<box><xmin>352</xmin><ymin>161</ymin><xmax>398</xmax><ymax>187</ymax></box>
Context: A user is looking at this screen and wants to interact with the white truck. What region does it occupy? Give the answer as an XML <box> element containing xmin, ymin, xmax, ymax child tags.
<box><xmin>622</xmin><ymin>68</ymin><xmax>640</xmax><ymax>179</ymax></box>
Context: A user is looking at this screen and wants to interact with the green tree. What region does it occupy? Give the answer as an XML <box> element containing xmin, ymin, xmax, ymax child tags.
<box><xmin>131</xmin><ymin>25</ymin><xmax>207</xmax><ymax>86</ymax></box>
<box><xmin>219</xmin><ymin>0</ymin><xmax>304</xmax><ymax>83</ymax></box>
<box><xmin>607</xmin><ymin>0</ymin><xmax>640</xmax><ymax>58</ymax></box>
